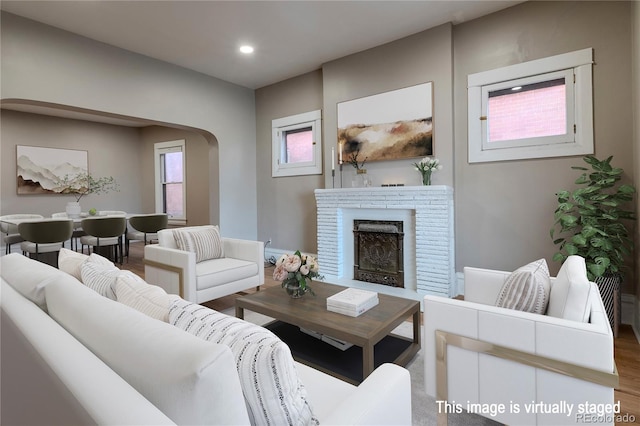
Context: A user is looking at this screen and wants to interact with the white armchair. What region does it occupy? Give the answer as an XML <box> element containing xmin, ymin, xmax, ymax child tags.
<box><xmin>424</xmin><ymin>257</ymin><xmax>618</xmax><ymax>425</ymax></box>
<box><xmin>144</xmin><ymin>226</ymin><xmax>264</xmax><ymax>303</ymax></box>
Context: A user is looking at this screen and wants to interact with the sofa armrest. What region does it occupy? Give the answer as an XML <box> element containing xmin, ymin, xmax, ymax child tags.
<box><xmin>1</xmin><ymin>281</ymin><xmax>176</xmax><ymax>425</ymax></box>
<box><xmin>463</xmin><ymin>266</ymin><xmax>510</xmax><ymax>305</ymax></box>
<box><xmin>322</xmin><ymin>363</ymin><xmax>412</xmax><ymax>426</ymax></box>
<box><xmin>222</xmin><ymin>238</ymin><xmax>265</xmax><ymax>285</ymax></box>
<box><xmin>144</xmin><ymin>244</ymin><xmax>197</xmax><ymax>301</ymax></box>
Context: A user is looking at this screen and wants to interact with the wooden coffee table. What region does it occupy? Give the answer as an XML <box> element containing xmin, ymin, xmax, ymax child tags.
<box><xmin>236</xmin><ymin>281</ymin><xmax>420</xmax><ymax>384</ymax></box>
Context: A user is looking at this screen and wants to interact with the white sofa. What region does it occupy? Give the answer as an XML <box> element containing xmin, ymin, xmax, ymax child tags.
<box><xmin>144</xmin><ymin>225</ymin><xmax>265</xmax><ymax>303</ymax></box>
<box><xmin>423</xmin><ymin>257</ymin><xmax>618</xmax><ymax>425</ymax></box>
<box><xmin>1</xmin><ymin>253</ymin><xmax>411</xmax><ymax>425</ymax></box>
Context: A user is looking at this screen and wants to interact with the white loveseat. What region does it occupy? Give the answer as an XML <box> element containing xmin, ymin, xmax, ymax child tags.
<box><xmin>144</xmin><ymin>225</ymin><xmax>265</xmax><ymax>303</ymax></box>
<box><xmin>1</xmin><ymin>253</ymin><xmax>412</xmax><ymax>425</ymax></box>
<box><xmin>423</xmin><ymin>256</ymin><xmax>618</xmax><ymax>425</ymax></box>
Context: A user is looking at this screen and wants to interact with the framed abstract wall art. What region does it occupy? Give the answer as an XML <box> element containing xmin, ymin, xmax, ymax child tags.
<box><xmin>16</xmin><ymin>145</ymin><xmax>88</xmax><ymax>195</ymax></box>
<box><xmin>337</xmin><ymin>82</ymin><xmax>434</xmax><ymax>162</ymax></box>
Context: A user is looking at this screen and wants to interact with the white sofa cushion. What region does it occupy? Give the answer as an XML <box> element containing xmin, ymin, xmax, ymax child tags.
<box><xmin>1</xmin><ymin>253</ymin><xmax>74</xmax><ymax>312</ymax></box>
<box><xmin>170</xmin><ymin>300</ymin><xmax>317</xmax><ymax>426</ymax></box>
<box><xmin>115</xmin><ymin>272</ymin><xmax>179</xmax><ymax>322</ymax></box>
<box><xmin>172</xmin><ymin>225</ymin><xmax>224</xmax><ymax>262</ymax></box>
<box><xmin>44</xmin><ymin>279</ymin><xmax>250</xmax><ymax>425</ymax></box>
<box><xmin>546</xmin><ymin>255</ymin><xmax>592</xmax><ymax>322</ymax></box>
<box><xmin>495</xmin><ymin>258</ymin><xmax>550</xmax><ymax>314</ymax></box>
<box><xmin>195</xmin><ymin>257</ymin><xmax>259</xmax><ymax>290</ymax></box>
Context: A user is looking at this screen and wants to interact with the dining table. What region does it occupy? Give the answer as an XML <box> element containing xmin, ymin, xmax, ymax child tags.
<box><xmin>1</xmin><ymin>213</ymin><xmax>135</xmax><ymax>261</ymax></box>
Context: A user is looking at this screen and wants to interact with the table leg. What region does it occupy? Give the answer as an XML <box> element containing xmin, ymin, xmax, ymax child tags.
<box><xmin>236</xmin><ymin>305</ymin><xmax>245</xmax><ymax>320</ymax></box>
<box><xmin>363</xmin><ymin>343</ymin><xmax>374</xmax><ymax>379</ymax></box>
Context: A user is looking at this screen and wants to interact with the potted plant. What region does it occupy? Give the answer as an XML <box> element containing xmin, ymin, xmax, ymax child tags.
<box><xmin>56</xmin><ymin>172</ymin><xmax>119</xmax><ymax>217</ymax></box>
<box><xmin>413</xmin><ymin>156</ymin><xmax>442</xmax><ymax>186</ymax></box>
<box><xmin>550</xmin><ymin>155</ymin><xmax>635</xmax><ymax>334</ymax></box>
<box><xmin>550</xmin><ymin>155</ymin><xmax>635</xmax><ymax>278</ymax></box>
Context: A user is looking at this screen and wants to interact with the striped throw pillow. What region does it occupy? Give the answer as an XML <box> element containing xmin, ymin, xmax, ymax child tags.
<box><xmin>170</xmin><ymin>300</ymin><xmax>318</xmax><ymax>426</ymax></box>
<box><xmin>173</xmin><ymin>226</ymin><xmax>224</xmax><ymax>263</ymax></box>
<box><xmin>80</xmin><ymin>261</ymin><xmax>121</xmax><ymax>300</ymax></box>
<box><xmin>115</xmin><ymin>272</ymin><xmax>179</xmax><ymax>322</ymax></box>
<box><xmin>495</xmin><ymin>258</ymin><xmax>551</xmax><ymax>314</ymax></box>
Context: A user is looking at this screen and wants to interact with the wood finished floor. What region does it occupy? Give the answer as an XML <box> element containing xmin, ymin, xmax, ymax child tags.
<box><xmin>124</xmin><ymin>242</ymin><xmax>640</xmax><ymax>424</ymax></box>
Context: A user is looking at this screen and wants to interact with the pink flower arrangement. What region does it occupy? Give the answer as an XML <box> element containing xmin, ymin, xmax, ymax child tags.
<box><xmin>273</xmin><ymin>250</ymin><xmax>322</xmax><ymax>296</ymax></box>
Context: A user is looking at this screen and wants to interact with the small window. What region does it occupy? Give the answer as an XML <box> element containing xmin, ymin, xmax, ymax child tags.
<box><xmin>272</xmin><ymin>110</ymin><xmax>322</xmax><ymax>177</ymax></box>
<box><xmin>468</xmin><ymin>48</ymin><xmax>593</xmax><ymax>163</ymax></box>
<box><xmin>155</xmin><ymin>140</ymin><xmax>186</xmax><ymax>224</ymax></box>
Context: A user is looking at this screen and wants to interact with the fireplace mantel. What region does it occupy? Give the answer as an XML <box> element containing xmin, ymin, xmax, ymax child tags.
<box><xmin>315</xmin><ymin>186</ymin><xmax>456</xmax><ymax>301</ymax></box>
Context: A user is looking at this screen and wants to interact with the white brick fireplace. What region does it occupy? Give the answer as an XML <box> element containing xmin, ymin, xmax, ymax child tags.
<box><xmin>315</xmin><ymin>186</ymin><xmax>456</xmax><ymax>302</ymax></box>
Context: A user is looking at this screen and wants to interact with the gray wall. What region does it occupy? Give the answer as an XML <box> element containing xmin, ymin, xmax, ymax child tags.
<box><xmin>139</xmin><ymin>126</ymin><xmax>212</xmax><ymax>227</ymax></box>
<box><xmin>255</xmin><ymin>71</ymin><xmax>324</xmax><ymax>253</ymax></box>
<box><xmin>255</xmin><ymin>2</ymin><xmax>636</xmax><ymax>297</ymax></box>
<box><xmin>453</xmin><ymin>1</ymin><xmax>634</xmax><ymax>291</ymax></box>
<box><xmin>1</xmin><ymin>112</ymin><xmax>215</xmax><ymax>227</ymax></box>
<box><xmin>1</xmin><ymin>12</ymin><xmax>257</xmax><ymax>239</ymax></box>
<box><xmin>322</xmin><ymin>23</ymin><xmax>455</xmax><ymax>189</ymax></box>
<box><xmin>1</xmin><ymin>110</ymin><xmax>143</xmax><ymax>216</ymax></box>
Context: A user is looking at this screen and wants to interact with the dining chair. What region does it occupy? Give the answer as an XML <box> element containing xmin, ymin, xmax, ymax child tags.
<box><xmin>1</xmin><ymin>214</ymin><xmax>44</xmax><ymax>254</ymax></box>
<box><xmin>125</xmin><ymin>213</ymin><xmax>168</xmax><ymax>258</ymax></box>
<box><xmin>80</xmin><ymin>217</ymin><xmax>127</xmax><ymax>264</ymax></box>
<box><xmin>18</xmin><ymin>219</ymin><xmax>74</xmax><ymax>266</ymax></box>
<box><xmin>52</xmin><ymin>212</ymin><xmax>86</xmax><ymax>251</ymax></box>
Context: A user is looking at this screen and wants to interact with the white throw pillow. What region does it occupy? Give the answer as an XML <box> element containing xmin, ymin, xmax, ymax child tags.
<box><xmin>115</xmin><ymin>273</ymin><xmax>179</xmax><ymax>322</ymax></box>
<box><xmin>172</xmin><ymin>225</ymin><xmax>224</xmax><ymax>262</ymax></box>
<box><xmin>170</xmin><ymin>300</ymin><xmax>317</xmax><ymax>426</ymax></box>
<box><xmin>80</xmin><ymin>261</ymin><xmax>122</xmax><ymax>300</ymax></box>
<box><xmin>58</xmin><ymin>248</ymin><xmax>89</xmax><ymax>280</ymax></box>
<box><xmin>546</xmin><ymin>255</ymin><xmax>592</xmax><ymax>322</ymax></box>
<box><xmin>495</xmin><ymin>258</ymin><xmax>551</xmax><ymax>314</ymax></box>
<box><xmin>87</xmin><ymin>252</ymin><xmax>116</xmax><ymax>268</ymax></box>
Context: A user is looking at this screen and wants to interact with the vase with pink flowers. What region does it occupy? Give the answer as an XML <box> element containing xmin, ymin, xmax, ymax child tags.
<box><xmin>273</xmin><ymin>250</ymin><xmax>323</xmax><ymax>298</ymax></box>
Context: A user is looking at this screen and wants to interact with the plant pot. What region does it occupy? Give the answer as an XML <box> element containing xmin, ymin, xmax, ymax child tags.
<box><xmin>594</xmin><ymin>274</ymin><xmax>621</xmax><ymax>337</ymax></box>
<box><xmin>66</xmin><ymin>201</ymin><xmax>81</xmax><ymax>218</ymax></box>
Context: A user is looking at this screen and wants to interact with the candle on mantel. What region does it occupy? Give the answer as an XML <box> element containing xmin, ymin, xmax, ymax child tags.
<box><xmin>331</xmin><ymin>148</ymin><xmax>335</xmax><ymax>170</ymax></box>
<box><xmin>339</xmin><ymin>143</ymin><xmax>343</xmax><ymax>164</ymax></box>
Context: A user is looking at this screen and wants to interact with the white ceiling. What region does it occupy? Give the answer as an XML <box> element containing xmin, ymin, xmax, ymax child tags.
<box><xmin>1</xmin><ymin>0</ymin><xmax>522</xmax><ymax>90</ymax></box>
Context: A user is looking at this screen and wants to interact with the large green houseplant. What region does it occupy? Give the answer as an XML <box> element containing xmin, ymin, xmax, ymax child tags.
<box><xmin>550</xmin><ymin>155</ymin><xmax>636</xmax><ymax>281</ymax></box>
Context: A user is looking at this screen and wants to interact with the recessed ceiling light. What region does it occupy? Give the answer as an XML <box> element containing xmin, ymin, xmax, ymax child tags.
<box><xmin>511</xmin><ymin>86</ymin><xmax>522</xmax><ymax>91</ymax></box>
<box><xmin>239</xmin><ymin>45</ymin><xmax>254</xmax><ymax>54</ymax></box>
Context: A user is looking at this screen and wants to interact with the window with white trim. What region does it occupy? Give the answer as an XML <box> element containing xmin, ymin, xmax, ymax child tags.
<box><xmin>272</xmin><ymin>110</ymin><xmax>322</xmax><ymax>177</ymax></box>
<box><xmin>154</xmin><ymin>140</ymin><xmax>186</xmax><ymax>224</ymax></box>
<box><xmin>468</xmin><ymin>48</ymin><xmax>594</xmax><ymax>163</ymax></box>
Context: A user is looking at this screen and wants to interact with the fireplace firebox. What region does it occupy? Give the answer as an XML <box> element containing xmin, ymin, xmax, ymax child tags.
<box><xmin>353</xmin><ymin>220</ymin><xmax>404</xmax><ymax>288</ymax></box>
